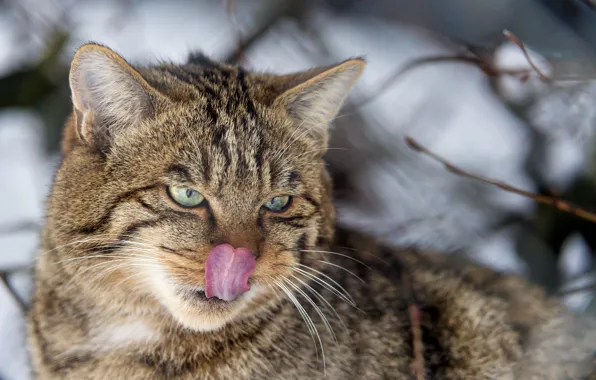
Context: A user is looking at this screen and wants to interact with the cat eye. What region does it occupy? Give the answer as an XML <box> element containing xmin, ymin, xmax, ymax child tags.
<box><xmin>167</xmin><ymin>185</ymin><xmax>205</xmax><ymax>208</ymax></box>
<box><xmin>263</xmin><ymin>196</ymin><xmax>292</xmax><ymax>212</ymax></box>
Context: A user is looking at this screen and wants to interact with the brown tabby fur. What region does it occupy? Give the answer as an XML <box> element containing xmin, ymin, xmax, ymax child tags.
<box><xmin>28</xmin><ymin>44</ymin><xmax>596</xmax><ymax>379</ymax></box>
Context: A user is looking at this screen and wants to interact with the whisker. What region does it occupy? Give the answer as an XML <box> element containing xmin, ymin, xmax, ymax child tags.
<box><xmin>274</xmin><ymin>281</ymin><xmax>319</xmax><ymax>360</ymax></box>
<box><xmin>85</xmin><ymin>261</ymin><xmax>154</xmax><ymax>286</ymax></box>
<box><xmin>334</xmin><ymin>246</ymin><xmax>389</xmax><ymax>265</ymax></box>
<box><xmin>276</xmin><ymin>280</ymin><xmax>325</xmax><ymax>372</ymax></box>
<box><xmin>64</xmin><ymin>256</ymin><xmax>161</xmax><ymax>290</ymax></box>
<box><xmin>53</xmin><ymin>250</ymin><xmax>157</xmax><ymax>265</ymax></box>
<box><xmin>290</xmin><ymin>274</ymin><xmax>348</xmax><ymax>336</ymax></box>
<box><xmin>40</xmin><ymin>234</ymin><xmax>160</xmax><ymax>258</ymax></box>
<box><xmin>288</xmin><ymin>266</ymin><xmax>355</xmax><ymax>308</ymax></box>
<box><xmin>316</xmin><ymin>260</ymin><xmax>367</xmax><ymax>284</ymax></box>
<box><xmin>112</xmin><ymin>269</ymin><xmax>154</xmax><ymax>289</ymax></box>
<box><xmin>285</xmin><ymin>278</ymin><xmax>337</xmax><ymax>344</ymax></box>
<box><xmin>292</xmin><ymin>147</ymin><xmax>348</xmax><ymax>160</ymax></box>
<box><xmin>296</xmin><ymin>263</ymin><xmax>356</xmax><ymax>305</ymax></box>
<box><xmin>300</xmin><ymin>249</ymin><xmax>371</xmax><ymax>269</ymax></box>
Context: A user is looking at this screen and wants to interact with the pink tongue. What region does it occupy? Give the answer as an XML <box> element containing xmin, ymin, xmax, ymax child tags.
<box><xmin>205</xmin><ymin>244</ymin><xmax>256</xmax><ymax>301</ymax></box>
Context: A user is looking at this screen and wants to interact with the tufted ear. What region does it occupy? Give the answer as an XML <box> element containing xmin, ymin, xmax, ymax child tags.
<box><xmin>272</xmin><ymin>58</ymin><xmax>365</xmax><ymax>147</ymax></box>
<box><xmin>69</xmin><ymin>43</ymin><xmax>162</xmax><ymax>152</ymax></box>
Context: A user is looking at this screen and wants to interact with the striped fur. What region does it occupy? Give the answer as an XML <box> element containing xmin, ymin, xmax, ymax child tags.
<box><xmin>29</xmin><ymin>44</ymin><xmax>596</xmax><ymax>379</ymax></box>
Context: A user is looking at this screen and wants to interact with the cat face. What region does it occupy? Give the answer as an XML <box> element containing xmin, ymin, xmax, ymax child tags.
<box><xmin>53</xmin><ymin>44</ymin><xmax>363</xmax><ymax>331</ymax></box>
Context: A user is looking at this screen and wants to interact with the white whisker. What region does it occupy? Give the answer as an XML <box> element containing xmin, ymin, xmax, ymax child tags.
<box><xmin>316</xmin><ymin>260</ymin><xmax>367</xmax><ymax>284</ymax></box>
<box><xmin>285</xmin><ymin>278</ymin><xmax>337</xmax><ymax>344</ymax></box>
<box><xmin>276</xmin><ymin>280</ymin><xmax>325</xmax><ymax>372</ymax></box>
<box><xmin>300</xmin><ymin>249</ymin><xmax>371</xmax><ymax>269</ymax></box>
<box><xmin>296</xmin><ymin>264</ymin><xmax>356</xmax><ymax>305</ymax></box>
<box><xmin>290</xmin><ymin>274</ymin><xmax>348</xmax><ymax>336</ymax></box>
<box><xmin>288</xmin><ymin>266</ymin><xmax>355</xmax><ymax>308</ymax></box>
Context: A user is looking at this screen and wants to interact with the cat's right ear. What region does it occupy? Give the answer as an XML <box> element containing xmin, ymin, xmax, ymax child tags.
<box><xmin>68</xmin><ymin>43</ymin><xmax>163</xmax><ymax>153</ymax></box>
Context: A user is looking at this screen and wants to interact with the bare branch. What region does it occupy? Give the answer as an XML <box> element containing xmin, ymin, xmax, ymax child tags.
<box><xmin>353</xmin><ymin>31</ymin><xmax>552</xmax><ymax>109</ymax></box>
<box><xmin>558</xmin><ymin>282</ymin><xmax>596</xmax><ymax>297</ymax></box>
<box><xmin>0</xmin><ymin>271</ymin><xmax>28</xmax><ymax>313</ymax></box>
<box><xmin>0</xmin><ymin>221</ymin><xmax>40</xmax><ymax>235</ymax></box>
<box><xmin>354</xmin><ymin>54</ymin><xmax>482</xmax><ymax>108</ymax></box>
<box><xmin>223</xmin><ymin>0</ymin><xmax>303</xmax><ymax>64</ymax></box>
<box><xmin>404</xmin><ymin>136</ymin><xmax>596</xmax><ymax>224</ymax></box>
<box><xmin>502</xmin><ymin>30</ymin><xmax>551</xmax><ymax>82</ymax></box>
<box><xmin>224</xmin><ymin>0</ymin><xmax>248</xmax><ymax>65</ymax></box>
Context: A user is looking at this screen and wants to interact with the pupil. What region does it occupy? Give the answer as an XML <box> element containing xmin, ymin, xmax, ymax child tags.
<box><xmin>186</xmin><ymin>189</ymin><xmax>193</xmax><ymax>198</ymax></box>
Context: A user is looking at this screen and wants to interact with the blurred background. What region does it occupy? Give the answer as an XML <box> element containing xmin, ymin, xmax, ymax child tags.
<box><xmin>2</xmin><ymin>0</ymin><xmax>596</xmax><ymax>378</ymax></box>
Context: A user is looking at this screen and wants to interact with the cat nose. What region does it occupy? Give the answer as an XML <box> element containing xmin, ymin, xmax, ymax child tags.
<box><xmin>217</xmin><ymin>232</ymin><xmax>260</xmax><ymax>257</ymax></box>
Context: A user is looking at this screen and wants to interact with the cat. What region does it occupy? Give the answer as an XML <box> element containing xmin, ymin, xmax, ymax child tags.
<box><xmin>28</xmin><ymin>43</ymin><xmax>596</xmax><ymax>379</ymax></box>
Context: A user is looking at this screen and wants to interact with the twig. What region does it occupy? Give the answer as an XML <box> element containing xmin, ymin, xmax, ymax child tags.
<box><xmin>502</xmin><ymin>30</ymin><xmax>551</xmax><ymax>82</ymax></box>
<box><xmin>224</xmin><ymin>0</ymin><xmax>247</xmax><ymax>65</ymax></box>
<box><xmin>557</xmin><ymin>282</ymin><xmax>596</xmax><ymax>296</ymax></box>
<box><xmin>0</xmin><ymin>221</ymin><xmax>40</xmax><ymax>235</ymax></box>
<box><xmin>404</xmin><ymin>136</ymin><xmax>596</xmax><ymax>224</ymax></box>
<box><xmin>353</xmin><ymin>31</ymin><xmax>551</xmax><ymax>109</ymax></box>
<box><xmin>223</xmin><ymin>0</ymin><xmax>302</xmax><ymax>64</ymax></box>
<box><xmin>354</xmin><ymin>54</ymin><xmax>482</xmax><ymax>108</ymax></box>
<box><xmin>0</xmin><ymin>271</ymin><xmax>28</xmax><ymax>313</ymax></box>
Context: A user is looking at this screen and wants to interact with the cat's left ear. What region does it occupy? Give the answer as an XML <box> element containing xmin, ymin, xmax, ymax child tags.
<box><xmin>273</xmin><ymin>58</ymin><xmax>365</xmax><ymax>146</ymax></box>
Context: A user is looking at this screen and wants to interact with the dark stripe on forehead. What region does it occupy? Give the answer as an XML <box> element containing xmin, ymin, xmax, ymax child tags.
<box><xmin>200</xmin><ymin>147</ymin><xmax>211</xmax><ymax>183</ymax></box>
<box><xmin>204</xmin><ymin>102</ymin><xmax>219</xmax><ymax>124</ymax></box>
<box><xmin>235</xmin><ymin>139</ymin><xmax>248</xmax><ymax>178</ymax></box>
<box><xmin>269</xmin><ymin>159</ymin><xmax>283</xmax><ymax>189</ymax></box>
<box><xmin>212</xmin><ymin>126</ymin><xmax>231</xmax><ymax>174</ymax></box>
<box><xmin>197</xmin><ymin>82</ymin><xmax>218</xmax><ymax>99</ymax></box>
<box><xmin>287</xmin><ymin>171</ymin><xmax>301</xmax><ymax>188</ymax></box>
<box><xmin>237</xmin><ymin>68</ymin><xmax>257</xmax><ymax>118</ymax></box>
<box><xmin>255</xmin><ymin>134</ymin><xmax>265</xmax><ymax>186</ymax></box>
<box><xmin>183</xmin><ymin>66</ymin><xmax>211</xmax><ymax>84</ymax></box>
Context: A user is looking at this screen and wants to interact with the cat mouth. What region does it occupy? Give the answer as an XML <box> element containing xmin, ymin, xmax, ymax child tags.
<box><xmin>185</xmin><ymin>289</ymin><xmax>228</xmax><ymax>304</ymax></box>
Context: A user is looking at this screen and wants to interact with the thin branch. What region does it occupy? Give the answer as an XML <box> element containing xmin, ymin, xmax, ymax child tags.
<box><xmin>354</xmin><ymin>54</ymin><xmax>482</xmax><ymax>108</ymax></box>
<box><xmin>0</xmin><ymin>221</ymin><xmax>40</xmax><ymax>235</ymax></box>
<box><xmin>502</xmin><ymin>30</ymin><xmax>551</xmax><ymax>82</ymax></box>
<box><xmin>224</xmin><ymin>0</ymin><xmax>247</xmax><ymax>65</ymax></box>
<box><xmin>404</xmin><ymin>136</ymin><xmax>596</xmax><ymax>224</ymax></box>
<box><xmin>557</xmin><ymin>282</ymin><xmax>596</xmax><ymax>296</ymax></box>
<box><xmin>353</xmin><ymin>31</ymin><xmax>551</xmax><ymax>109</ymax></box>
<box><xmin>223</xmin><ymin>0</ymin><xmax>302</xmax><ymax>64</ymax></box>
<box><xmin>0</xmin><ymin>271</ymin><xmax>28</xmax><ymax>313</ymax></box>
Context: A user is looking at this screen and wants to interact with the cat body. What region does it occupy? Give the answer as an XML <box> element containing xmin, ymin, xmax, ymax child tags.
<box><xmin>28</xmin><ymin>45</ymin><xmax>596</xmax><ymax>379</ymax></box>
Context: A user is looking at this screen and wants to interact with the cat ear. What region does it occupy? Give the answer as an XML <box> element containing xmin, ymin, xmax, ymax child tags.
<box><xmin>273</xmin><ymin>58</ymin><xmax>365</xmax><ymax>145</ymax></box>
<box><xmin>69</xmin><ymin>43</ymin><xmax>161</xmax><ymax>151</ymax></box>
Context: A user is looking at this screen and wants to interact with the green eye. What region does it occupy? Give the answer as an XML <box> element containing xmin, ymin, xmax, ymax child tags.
<box><xmin>167</xmin><ymin>185</ymin><xmax>205</xmax><ymax>208</ymax></box>
<box><xmin>263</xmin><ymin>196</ymin><xmax>292</xmax><ymax>212</ymax></box>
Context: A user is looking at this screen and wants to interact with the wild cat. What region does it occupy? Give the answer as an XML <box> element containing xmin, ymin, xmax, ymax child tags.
<box><xmin>28</xmin><ymin>43</ymin><xmax>596</xmax><ymax>379</ymax></box>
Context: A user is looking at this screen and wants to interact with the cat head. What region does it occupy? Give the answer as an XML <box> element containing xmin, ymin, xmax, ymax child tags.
<box><xmin>52</xmin><ymin>43</ymin><xmax>364</xmax><ymax>331</ymax></box>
